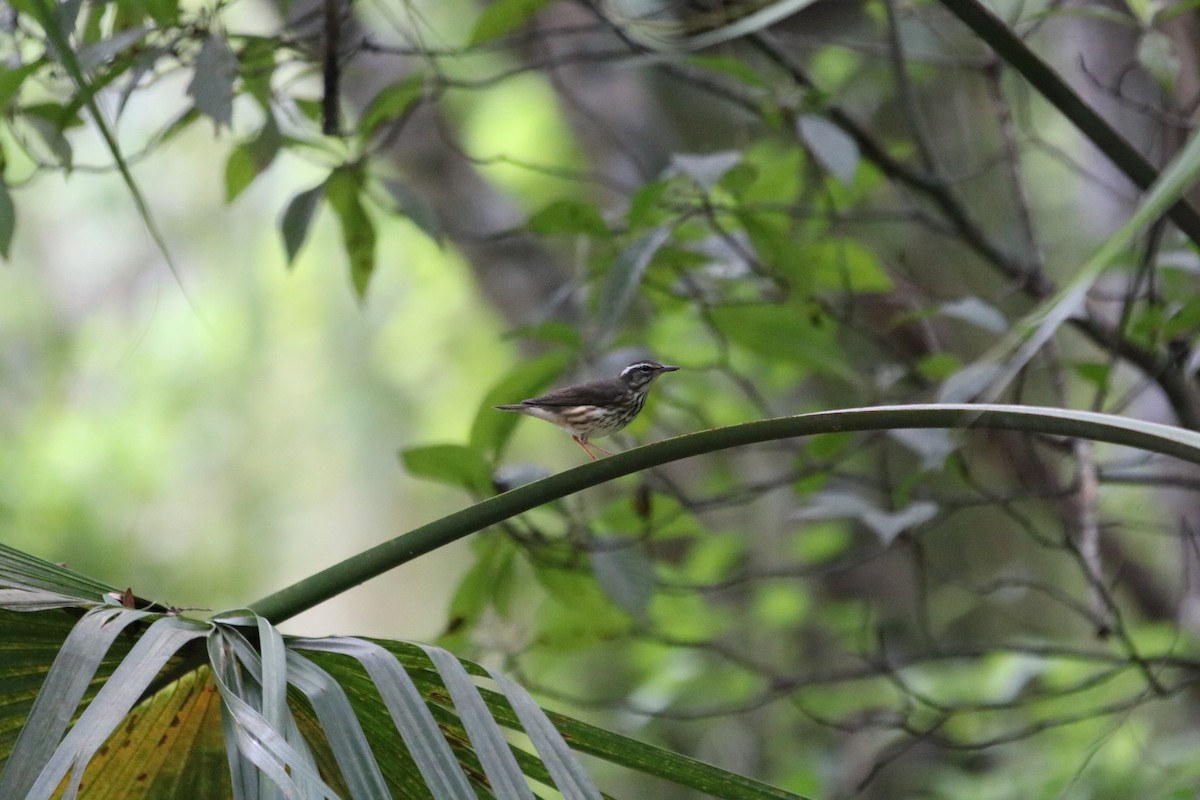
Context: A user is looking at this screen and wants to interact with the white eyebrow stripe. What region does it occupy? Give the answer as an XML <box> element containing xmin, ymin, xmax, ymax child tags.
<box><xmin>620</xmin><ymin>361</ymin><xmax>657</xmax><ymax>377</ymax></box>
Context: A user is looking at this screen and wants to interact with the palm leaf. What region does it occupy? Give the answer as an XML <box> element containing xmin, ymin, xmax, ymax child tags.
<box><xmin>0</xmin><ymin>543</ymin><xmax>807</xmax><ymax>799</ymax></box>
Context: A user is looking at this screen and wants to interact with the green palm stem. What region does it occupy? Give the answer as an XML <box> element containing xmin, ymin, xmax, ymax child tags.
<box><xmin>249</xmin><ymin>404</ymin><xmax>1200</xmax><ymax>624</ymax></box>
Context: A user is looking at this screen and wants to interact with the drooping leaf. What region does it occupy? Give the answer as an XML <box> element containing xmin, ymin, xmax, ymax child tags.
<box><xmin>225</xmin><ymin>117</ymin><xmax>281</xmax><ymax>201</ymax></box>
<box><xmin>620</xmin><ymin>0</ymin><xmax>821</xmax><ymax>51</ymax></box>
<box><xmin>72</xmin><ymin>666</ymin><xmax>230</xmax><ymax>800</ymax></box>
<box><xmin>223</xmin><ymin>145</ymin><xmax>257</xmax><ymax>201</ymax></box>
<box><xmin>283</xmin><ymin>651</ymin><xmax>394</xmax><ymax>799</ymax></box>
<box><xmin>206</xmin><ymin>629</ymin><xmax>340</xmax><ymax>798</ymax></box>
<box><xmin>22</xmin><ymin>616</ymin><xmax>208</xmax><ymax>800</ymax></box>
<box><xmin>324</xmin><ymin>165</ymin><xmax>377</xmax><ymax>299</ymax></box>
<box><xmin>291</xmin><ymin>637</ymin><xmax>479</xmax><ymax>799</ymax></box>
<box><xmin>486</xmin><ymin>668</ymin><xmax>605</xmax><ymax>800</ymax></box>
<box><xmin>188</xmin><ymin>34</ymin><xmax>238</xmax><ymax>129</ymax></box>
<box><xmin>279</xmin><ymin>182</ymin><xmax>326</xmax><ymax>266</ymax></box>
<box><xmin>21</xmin><ymin>0</ymin><xmax>190</xmax><ymax>296</ymax></box>
<box><xmin>595</xmin><ymin>225</ymin><xmax>675</xmax><ymax>342</ymax></box>
<box><xmin>419</xmin><ymin>646</ymin><xmax>536</xmax><ymax>799</ymax></box>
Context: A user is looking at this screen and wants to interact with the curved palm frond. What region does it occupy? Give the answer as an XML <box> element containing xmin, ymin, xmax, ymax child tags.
<box><xmin>0</xmin><ymin>546</ymin><xmax>807</xmax><ymax>800</ymax></box>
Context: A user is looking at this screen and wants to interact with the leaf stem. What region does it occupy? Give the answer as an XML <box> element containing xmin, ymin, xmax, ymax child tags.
<box><xmin>249</xmin><ymin>404</ymin><xmax>1200</xmax><ymax>623</ymax></box>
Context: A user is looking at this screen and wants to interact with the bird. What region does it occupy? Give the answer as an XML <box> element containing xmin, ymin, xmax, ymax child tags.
<box><xmin>495</xmin><ymin>359</ymin><xmax>680</xmax><ymax>460</ymax></box>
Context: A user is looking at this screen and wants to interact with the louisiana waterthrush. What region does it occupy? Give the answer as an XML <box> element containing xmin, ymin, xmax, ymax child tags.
<box><xmin>495</xmin><ymin>360</ymin><xmax>679</xmax><ymax>460</ymax></box>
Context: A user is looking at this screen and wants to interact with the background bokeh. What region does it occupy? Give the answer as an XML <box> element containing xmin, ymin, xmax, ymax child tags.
<box><xmin>7</xmin><ymin>0</ymin><xmax>1200</xmax><ymax>796</ymax></box>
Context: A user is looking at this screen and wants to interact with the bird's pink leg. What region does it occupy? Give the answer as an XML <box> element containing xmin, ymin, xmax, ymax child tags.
<box><xmin>572</xmin><ymin>436</ymin><xmax>600</xmax><ymax>460</ymax></box>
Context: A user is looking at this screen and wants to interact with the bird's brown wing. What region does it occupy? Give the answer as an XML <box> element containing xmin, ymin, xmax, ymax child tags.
<box><xmin>521</xmin><ymin>377</ymin><xmax>626</xmax><ymax>407</ymax></box>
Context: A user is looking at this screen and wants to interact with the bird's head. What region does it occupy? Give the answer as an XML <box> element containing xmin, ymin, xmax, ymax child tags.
<box><xmin>619</xmin><ymin>360</ymin><xmax>680</xmax><ymax>391</ymax></box>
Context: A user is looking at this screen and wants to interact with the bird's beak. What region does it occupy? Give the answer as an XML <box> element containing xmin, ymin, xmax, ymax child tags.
<box><xmin>659</xmin><ymin>364</ymin><xmax>680</xmax><ymax>372</ymax></box>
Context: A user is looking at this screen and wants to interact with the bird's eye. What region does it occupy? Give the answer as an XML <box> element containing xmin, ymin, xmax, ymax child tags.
<box><xmin>639</xmin><ymin>365</ymin><xmax>654</xmax><ymax>373</ymax></box>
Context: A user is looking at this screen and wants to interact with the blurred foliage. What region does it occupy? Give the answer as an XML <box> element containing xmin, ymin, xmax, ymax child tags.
<box><xmin>5</xmin><ymin>0</ymin><xmax>1200</xmax><ymax>796</ymax></box>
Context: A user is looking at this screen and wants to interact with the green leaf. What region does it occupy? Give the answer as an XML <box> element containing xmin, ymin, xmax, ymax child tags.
<box><xmin>504</xmin><ymin>320</ymin><xmax>582</xmax><ymax>349</ymax></box>
<box><xmin>359</xmin><ymin>75</ymin><xmax>424</xmax><ymax>140</ymax></box>
<box><xmin>736</xmin><ymin>210</ymin><xmax>807</xmax><ymax>284</ymax></box>
<box><xmin>590</xmin><ymin>545</ymin><xmax>656</xmax><ymax>621</ymax></box>
<box><xmin>0</xmin><ymin>548</ymin><xmax>804</xmax><ymax>799</ymax></box>
<box><xmin>710</xmin><ymin>304</ymin><xmax>859</xmax><ymax>384</ymax></box>
<box><xmin>595</xmin><ymin>226</ymin><xmax>675</xmax><ymax>342</ymax></box>
<box><xmin>222</xmin><ymin>144</ymin><xmax>256</xmax><ymax>201</ymax></box>
<box><xmin>325</xmin><ymin>165</ymin><xmax>377</xmax><ymax>299</ymax></box>
<box><xmin>237</xmin><ymin>37</ymin><xmax>278</xmax><ymax>109</ymax></box>
<box><xmin>804</xmin><ymin>237</ymin><xmax>892</xmax><ymax>292</ymax></box>
<box><xmin>188</xmin><ymin>34</ymin><xmax>238</xmax><ymax>129</ymax></box>
<box><xmin>225</xmin><ymin>118</ymin><xmax>281</xmax><ymax>201</ymax></box>
<box><xmin>401</xmin><ymin>443</ymin><xmax>491</xmax><ymax>490</ymax></box>
<box><xmin>0</xmin><ymin>63</ymin><xmax>39</xmax><ymax>110</ymax></box>
<box><xmin>12</xmin><ymin>0</ymin><xmax>179</xmax><ymax>301</ymax></box>
<box><xmin>442</xmin><ymin>536</ymin><xmax>518</xmax><ymax>645</ymax></box>
<box><xmin>0</xmin><ymin>183</ymin><xmax>13</xmax><ymax>259</ymax></box>
<box><xmin>528</xmin><ymin>198</ymin><xmax>609</xmax><ymax>237</ymax></box>
<box><xmin>916</xmin><ymin>352</ymin><xmax>961</xmax><ymax>381</ymax></box>
<box><xmin>1072</xmin><ymin>361</ymin><xmax>1113</xmax><ymax>390</ymax></box>
<box><xmin>626</xmin><ymin>179</ymin><xmax>671</xmax><ymax>230</ymax></box>
<box><xmin>279</xmin><ymin>182</ymin><xmax>326</xmax><ymax>266</ymax></box>
<box><xmin>686</xmin><ymin>54</ymin><xmax>767</xmax><ymax>87</ymax></box>
<box><xmin>470</xmin><ymin>351</ymin><xmax>572</xmax><ymax>457</ymax></box>
<box><xmin>143</xmin><ymin>0</ymin><xmax>178</xmax><ymax>26</ymax></box>
<box><xmin>468</xmin><ymin>0</ymin><xmax>553</xmax><ymax>44</ymax></box>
